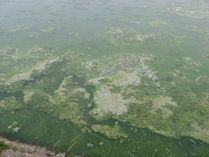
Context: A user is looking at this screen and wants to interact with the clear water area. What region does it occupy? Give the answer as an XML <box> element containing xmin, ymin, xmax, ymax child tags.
<box><xmin>1</xmin><ymin>0</ymin><xmax>209</xmax><ymax>156</ymax></box>
<box><xmin>0</xmin><ymin>109</ymin><xmax>208</xmax><ymax>157</ymax></box>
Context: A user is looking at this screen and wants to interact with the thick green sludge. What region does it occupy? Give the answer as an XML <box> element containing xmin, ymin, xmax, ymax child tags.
<box><xmin>0</xmin><ymin>109</ymin><xmax>81</xmax><ymax>149</ymax></box>
<box><xmin>0</xmin><ymin>109</ymin><xmax>209</xmax><ymax>157</ymax></box>
<box><xmin>1</xmin><ymin>1</ymin><xmax>209</xmax><ymax>155</ymax></box>
<box><xmin>0</xmin><ymin>37</ymin><xmax>209</xmax><ymax>156</ymax></box>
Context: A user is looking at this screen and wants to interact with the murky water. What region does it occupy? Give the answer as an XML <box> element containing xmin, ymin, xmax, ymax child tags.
<box><xmin>0</xmin><ymin>0</ymin><xmax>209</xmax><ymax>156</ymax></box>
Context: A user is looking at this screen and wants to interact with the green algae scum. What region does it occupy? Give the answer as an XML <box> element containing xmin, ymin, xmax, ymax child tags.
<box><xmin>0</xmin><ymin>0</ymin><xmax>209</xmax><ymax>156</ymax></box>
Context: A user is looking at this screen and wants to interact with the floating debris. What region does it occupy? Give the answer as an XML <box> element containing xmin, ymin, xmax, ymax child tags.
<box><xmin>87</xmin><ymin>143</ymin><xmax>93</xmax><ymax>147</ymax></box>
<box><xmin>13</xmin><ymin>127</ymin><xmax>19</xmax><ymax>132</ymax></box>
<box><xmin>7</xmin><ymin>121</ymin><xmax>20</xmax><ymax>133</ymax></box>
<box><xmin>189</xmin><ymin>138</ymin><xmax>196</xmax><ymax>144</ymax></box>
<box><xmin>12</xmin><ymin>121</ymin><xmax>17</xmax><ymax>126</ymax></box>
<box><xmin>8</xmin><ymin>125</ymin><xmax>12</xmax><ymax>129</ymax></box>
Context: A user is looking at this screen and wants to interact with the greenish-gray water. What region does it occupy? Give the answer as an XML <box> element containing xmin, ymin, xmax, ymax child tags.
<box><xmin>0</xmin><ymin>0</ymin><xmax>209</xmax><ymax>156</ymax></box>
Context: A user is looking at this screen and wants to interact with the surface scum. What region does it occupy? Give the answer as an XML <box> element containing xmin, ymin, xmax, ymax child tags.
<box><xmin>1</xmin><ymin>0</ymin><xmax>209</xmax><ymax>156</ymax></box>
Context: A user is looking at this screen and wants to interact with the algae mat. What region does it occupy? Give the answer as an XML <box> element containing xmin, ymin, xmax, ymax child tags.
<box><xmin>1</xmin><ymin>109</ymin><xmax>209</xmax><ymax>157</ymax></box>
<box><xmin>1</xmin><ymin>0</ymin><xmax>209</xmax><ymax>156</ymax></box>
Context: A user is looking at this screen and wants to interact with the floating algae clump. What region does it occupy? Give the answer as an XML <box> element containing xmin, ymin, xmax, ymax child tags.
<box><xmin>149</xmin><ymin>95</ymin><xmax>177</xmax><ymax>119</ymax></box>
<box><xmin>0</xmin><ymin>96</ymin><xmax>23</xmax><ymax>111</ymax></box>
<box><xmin>148</xmin><ymin>19</ymin><xmax>171</xmax><ymax>27</ymax></box>
<box><xmin>107</xmin><ymin>27</ymin><xmax>161</xmax><ymax>46</ymax></box>
<box><xmin>0</xmin><ymin>40</ymin><xmax>209</xmax><ymax>156</ymax></box>
<box><xmin>101</xmin><ymin>27</ymin><xmax>190</xmax><ymax>46</ymax></box>
<box><xmin>163</xmin><ymin>5</ymin><xmax>209</xmax><ymax>19</ymax></box>
<box><xmin>5</xmin><ymin>59</ymin><xmax>57</xmax><ymax>85</ymax></box>
<box><xmin>110</xmin><ymin>70</ymin><xmax>141</xmax><ymax>86</ymax></box>
<box><xmin>40</xmin><ymin>26</ymin><xmax>60</xmax><ymax>33</ymax></box>
<box><xmin>89</xmin><ymin>86</ymin><xmax>129</xmax><ymax>120</ymax></box>
<box><xmin>91</xmin><ymin>124</ymin><xmax>128</xmax><ymax>139</ymax></box>
<box><xmin>28</xmin><ymin>32</ymin><xmax>42</xmax><ymax>38</ymax></box>
<box><xmin>0</xmin><ymin>24</ymin><xmax>34</xmax><ymax>34</ymax></box>
<box><xmin>181</xmin><ymin>25</ymin><xmax>209</xmax><ymax>35</ymax></box>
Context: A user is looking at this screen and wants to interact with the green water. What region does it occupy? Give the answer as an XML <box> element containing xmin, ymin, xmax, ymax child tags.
<box><xmin>1</xmin><ymin>0</ymin><xmax>209</xmax><ymax>156</ymax></box>
<box><xmin>0</xmin><ymin>109</ymin><xmax>208</xmax><ymax>157</ymax></box>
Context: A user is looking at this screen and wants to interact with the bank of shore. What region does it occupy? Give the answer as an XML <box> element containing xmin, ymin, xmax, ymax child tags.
<box><xmin>0</xmin><ymin>135</ymin><xmax>87</xmax><ymax>157</ymax></box>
